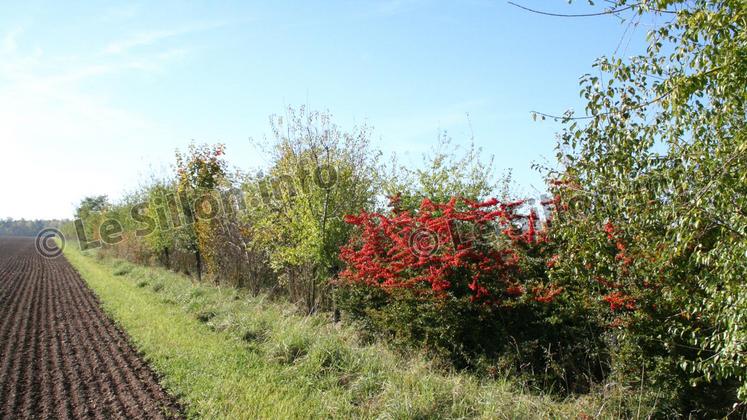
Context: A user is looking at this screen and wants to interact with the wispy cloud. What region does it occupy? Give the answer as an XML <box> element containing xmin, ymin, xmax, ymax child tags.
<box><xmin>377</xmin><ymin>99</ymin><xmax>489</xmax><ymax>148</ymax></box>
<box><xmin>104</xmin><ymin>21</ymin><xmax>231</xmax><ymax>54</ymax></box>
<box><xmin>125</xmin><ymin>48</ymin><xmax>189</xmax><ymax>72</ymax></box>
<box><xmin>104</xmin><ymin>28</ymin><xmax>185</xmax><ymax>54</ymax></box>
<box><xmin>0</xmin><ymin>26</ymin><xmax>187</xmax><ymax>218</ymax></box>
<box><xmin>2</xmin><ymin>27</ymin><xmax>22</xmax><ymax>53</ymax></box>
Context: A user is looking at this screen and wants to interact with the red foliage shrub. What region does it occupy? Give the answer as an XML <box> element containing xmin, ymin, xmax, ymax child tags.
<box><xmin>594</xmin><ymin>221</ymin><xmax>642</xmax><ymax>313</ymax></box>
<box><xmin>602</xmin><ymin>291</ymin><xmax>637</xmax><ymax>311</ymax></box>
<box><xmin>339</xmin><ymin>196</ymin><xmax>560</xmax><ymax>305</ymax></box>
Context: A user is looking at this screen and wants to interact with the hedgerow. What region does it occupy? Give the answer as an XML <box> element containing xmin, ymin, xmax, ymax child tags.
<box><xmin>64</xmin><ymin>1</ymin><xmax>747</xmax><ymax>416</ymax></box>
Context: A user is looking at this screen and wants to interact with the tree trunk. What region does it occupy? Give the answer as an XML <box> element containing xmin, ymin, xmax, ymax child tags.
<box><xmin>195</xmin><ymin>250</ymin><xmax>203</xmax><ymax>282</ymax></box>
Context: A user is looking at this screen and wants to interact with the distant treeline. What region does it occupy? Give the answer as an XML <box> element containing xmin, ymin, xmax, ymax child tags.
<box><xmin>0</xmin><ymin>218</ymin><xmax>67</xmax><ymax>237</ymax></box>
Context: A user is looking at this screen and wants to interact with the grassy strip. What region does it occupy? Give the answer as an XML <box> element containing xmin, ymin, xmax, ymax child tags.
<box><xmin>63</xmin><ymin>246</ymin><xmax>639</xmax><ymax>419</ymax></box>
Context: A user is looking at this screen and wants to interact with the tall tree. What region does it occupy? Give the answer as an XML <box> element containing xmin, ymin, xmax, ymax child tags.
<box><xmin>250</xmin><ymin>106</ymin><xmax>381</xmax><ymax>313</ymax></box>
<box><xmin>546</xmin><ymin>0</ymin><xmax>747</xmax><ymax>412</ymax></box>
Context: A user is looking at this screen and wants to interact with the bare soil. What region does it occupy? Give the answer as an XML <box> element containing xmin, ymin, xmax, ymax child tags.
<box><xmin>0</xmin><ymin>237</ymin><xmax>182</xmax><ymax>419</ymax></box>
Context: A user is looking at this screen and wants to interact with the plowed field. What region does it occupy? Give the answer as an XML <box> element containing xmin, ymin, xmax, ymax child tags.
<box><xmin>0</xmin><ymin>237</ymin><xmax>181</xmax><ymax>419</ymax></box>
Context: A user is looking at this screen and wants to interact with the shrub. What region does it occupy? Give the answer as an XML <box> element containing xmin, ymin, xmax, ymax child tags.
<box><xmin>338</xmin><ymin>196</ymin><xmax>555</xmax><ymax>305</ymax></box>
<box><xmin>336</xmin><ymin>195</ymin><xmax>605</xmax><ymax>392</ymax></box>
<box><xmin>545</xmin><ymin>1</ymin><xmax>747</xmax><ymax>415</ymax></box>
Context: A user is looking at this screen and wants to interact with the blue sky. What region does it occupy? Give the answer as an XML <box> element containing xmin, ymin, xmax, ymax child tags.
<box><xmin>0</xmin><ymin>1</ymin><xmax>653</xmax><ymax>219</ymax></box>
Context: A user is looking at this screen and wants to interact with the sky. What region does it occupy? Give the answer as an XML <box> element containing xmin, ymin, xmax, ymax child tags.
<box><xmin>0</xmin><ymin>1</ymin><xmax>653</xmax><ymax>220</ymax></box>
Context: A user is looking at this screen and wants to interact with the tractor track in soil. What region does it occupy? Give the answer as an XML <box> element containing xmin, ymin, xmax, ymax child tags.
<box><xmin>0</xmin><ymin>237</ymin><xmax>182</xmax><ymax>419</ymax></box>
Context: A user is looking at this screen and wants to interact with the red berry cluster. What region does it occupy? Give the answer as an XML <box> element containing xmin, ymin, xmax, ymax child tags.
<box><xmin>599</xmin><ymin>222</ymin><xmax>637</xmax><ymax>313</ymax></box>
<box><xmin>339</xmin><ymin>196</ymin><xmax>561</xmax><ymax>305</ymax></box>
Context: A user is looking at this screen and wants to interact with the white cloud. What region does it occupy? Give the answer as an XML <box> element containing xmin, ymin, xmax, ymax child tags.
<box><xmin>2</xmin><ymin>27</ymin><xmax>22</xmax><ymax>53</ymax></box>
<box><xmin>0</xmin><ymin>28</ymin><xmax>185</xmax><ymax>219</ymax></box>
<box><xmin>0</xmin><ymin>72</ymin><xmax>161</xmax><ymax>219</ymax></box>
<box><xmin>0</xmin><ymin>16</ymin><xmax>240</xmax><ymax>219</ymax></box>
<box><xmin>125</xmin><ymin>48</ymin><xmax>189</xmax><ymax>72</ymax></box>
<box><xmin>104</xmin><ymin>28</ymin><xmax>186</xmax><ymax>54</ymax></box>
<box><xmin>376</xmin><ymin>99</ymin><xmax>489</xmax><ymax>149</ymax></box>
<box><xmin>104</xmin><ymin>21</ymin><xmax>231</xmax><ymax>54</ymax></box>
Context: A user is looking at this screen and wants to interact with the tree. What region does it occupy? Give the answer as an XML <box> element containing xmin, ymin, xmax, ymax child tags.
<box><xmin>74</xmin><ymin>195</ymin><xmax>110</xmax><ymax>244</ymax></box>
<box><xmin>249</xmin><ymin>106</ymin><xmax>381</xmax><ymax>313</ymax></box>
<box><xmin>546</xmin><ymin>0</ymin><xmax>747</xmax><ymax>413</ymax></box>
<box><xmin>0</xmin><ymin>219</ymin><xmax>66</xmax><ymax>237</ymax></box>
<box><xmin>174</xmin><ymin>143</ymin><xmax>228</xmax><ymax>282</ymax></box>
<box><xmin>143</xmin><ymin>179</ymin><xmax>178</xmax><ymax>268</ymax></box>
<box><xmin>383</xmin><ymin>132</ymin><xmax>510</xmax><ymax>212</ymax></box>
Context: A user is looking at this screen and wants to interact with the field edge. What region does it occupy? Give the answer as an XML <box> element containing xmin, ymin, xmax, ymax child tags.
<box><xmin>61</xmin><ymin>244</ymin><xmax>646</xmax><ymax>419</ymax></box>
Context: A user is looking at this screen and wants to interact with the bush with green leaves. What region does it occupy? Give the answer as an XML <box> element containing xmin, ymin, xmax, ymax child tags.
<box><xmin>546</xmin><ymin>0</ymin><xmax>747</xmax><ymax>415</ymax></box>
<box><xmin>246</xmin><ymin>106</ymin><xmax>381</xmax><ymax>312</ymax></box>
<box><xmin>336</xmin><ymin>140</ymin><xmax>607</xmax><ymax>394</ymax></box>
<box><xmin>73</xmin><ymin>195</ymin><xmax>110</xmax><ymax>246</ymax></box>
<box><xmin>383</xmin><ymin>133</ymin><xmax>511</xmax><ymax>212</ymax></box>
<box><xmin>141</xmin><ymin>179</ymin><xmax>178</xmax><ymax>269</ymax></box>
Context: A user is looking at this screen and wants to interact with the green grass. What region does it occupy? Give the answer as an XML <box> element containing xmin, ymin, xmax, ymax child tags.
<box><xmin>63</xmin><ymin>246</ymin><xmax>647</xmax><ymax>419</ymax></box>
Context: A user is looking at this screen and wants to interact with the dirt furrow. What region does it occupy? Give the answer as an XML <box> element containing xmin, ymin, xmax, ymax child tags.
<box><xmin>0</xmin><ymin>237</ymin><xmax>182</xmax><ymax>419</ymax></box>
<box><xmin>60</xmin><ymin>271</ymin><xmax>141</xmax><ymax>418</ymax></box>
<box><xmin>68</xmin><ymin>270</ymin><xmax>175</xmax><ymax>416</ymax></box>
<box><xmin>48</xmin><ymin>264</ymin><xmax>87</xmax><ymax>420</ymax></box>
<box><xmin>16</xmin><ymin>258</ymin><xmax>44</xmax><ymax>415</ymax></box>
<box><xmin>0</xmin><ymin>255</ymin><xmax>39</xmax><ymax>412</ymax></box>
<box><xmin>42</xmin><ymin>261</ymin><xmax>73</xmax><ymax>419</ymax></box>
